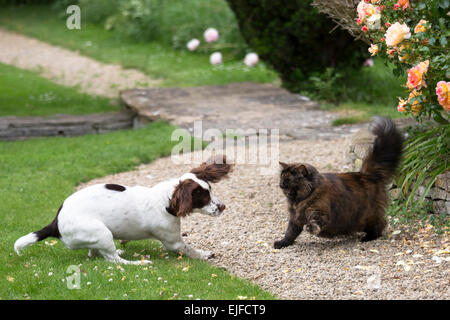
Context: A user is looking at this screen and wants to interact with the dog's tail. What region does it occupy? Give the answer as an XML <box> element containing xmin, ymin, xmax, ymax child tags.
<box><xmin>361</xmin><ymin>117</ymin><xmax>403</xmax><ymax>184</ymax></box>
<box><xmin>14</xmin><ymin>205</ymin><xmax>62</xmax><ymax>255</ymax></box>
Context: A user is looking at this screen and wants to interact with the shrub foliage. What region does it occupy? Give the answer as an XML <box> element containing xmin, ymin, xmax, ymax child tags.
<box><xmin>225</xmin><ymin>0</ymin><xmax>368</xmax><ymax>92</ymax></box>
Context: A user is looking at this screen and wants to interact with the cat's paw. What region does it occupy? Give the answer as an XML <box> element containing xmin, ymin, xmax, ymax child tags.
<box><xmin>274</xmin><ymin>239</ymin><xmax>291</xmax><ymax>249</ymax></box>
<box><xmin>305</xmin><ymin>221</ymin><xmax>321</xmax><ymax>235</ymax></box>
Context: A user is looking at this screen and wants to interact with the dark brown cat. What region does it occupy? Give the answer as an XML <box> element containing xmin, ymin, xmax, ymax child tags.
<box><xmin>274</xmin><ymin>117</ymin><xmax>403</xmax><ymax>248</ymax></box>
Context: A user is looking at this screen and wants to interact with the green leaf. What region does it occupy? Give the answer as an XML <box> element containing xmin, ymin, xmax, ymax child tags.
<box><xmin>417</xmin><ymin>2</ymin><xmax>427</xmax><ymax>10</ymax></box>
<box><xmin>439</xmin><ymin>0</ymin><xmax>449</xmax><ymax>9</ymax></box>
<box><xmin>439</xmin><ymin>36</ymin><xmax>448</xmax><ymax>47</ymax></box>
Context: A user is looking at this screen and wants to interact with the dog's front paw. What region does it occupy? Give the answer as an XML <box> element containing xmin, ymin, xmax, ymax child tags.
<box><xmin>305</xmin><ymin>221</ymin><xmax>321</xmax><ymax>235</ymax></box>
<box><xmin>274</xmin><ymin>239</ymin><xmax>291</xmax><ymax>249</ymax></box>
<box><xmin>199</xmin><ymin>250</ymin><xmax>215</xmax><ymax>260</ymax></box>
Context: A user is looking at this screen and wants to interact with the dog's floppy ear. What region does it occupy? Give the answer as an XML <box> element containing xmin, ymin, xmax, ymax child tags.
<box><xmin>190</xmin><ymin>155</ymin><xmax>232</xmax><ymax>183</ymax></box>
<box><xmin>169</xmin><ymin>180</ymin><xmax>196</xmax><ymax>217</ymax></box>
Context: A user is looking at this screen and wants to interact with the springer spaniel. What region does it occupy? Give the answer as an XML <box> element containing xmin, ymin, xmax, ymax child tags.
<box><xmin>14</xmin><ymin>156</ymin><xmax>232</xmax><ymax>264</ymax></box>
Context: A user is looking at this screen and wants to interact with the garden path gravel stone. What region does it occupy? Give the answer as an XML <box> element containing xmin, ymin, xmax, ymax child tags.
<box><xmin>0</xmin><ymin>28</ymin><xmax>158</xmax><ymax>98</ymax></box>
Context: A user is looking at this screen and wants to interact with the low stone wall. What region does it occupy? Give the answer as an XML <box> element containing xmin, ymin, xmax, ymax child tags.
<box><xmin>0</xmin><ymin>110</ymin><xmax>135</xmax><ymax>140</ymax></box>
<box><xmin>346</xmin><ymin>125</ymin><xmax>449</xmax><ymax>215</ymax></box>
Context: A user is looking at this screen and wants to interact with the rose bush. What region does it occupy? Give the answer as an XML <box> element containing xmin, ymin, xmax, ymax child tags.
<box><xmin>356</xmin><ymin>0</ymin><xmax>449</xmax><ymax>123</ymax></box>
<box><xmin>354</xmin><ymin>0</ymin><xmax>449</xmax><ymax>207</ymax></box>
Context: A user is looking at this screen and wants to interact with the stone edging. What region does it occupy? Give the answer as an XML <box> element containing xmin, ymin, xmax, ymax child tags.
<box><xmin>0</xmin><ymin>110</ymin><xmax>135</xmax><ymax>140</ymax></box>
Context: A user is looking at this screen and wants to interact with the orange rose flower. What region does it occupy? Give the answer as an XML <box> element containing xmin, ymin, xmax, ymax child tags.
<box><xmin>407</xmin><ymin>60</ymin><xmax>430</xmax><ymax>90</ymax></box>
<box><xmin>436</xmin><ymin>81</ymin><xmax>450</xmax><ymax>111</ymax></box>
<box><xmin>397</xmin><ymin>98</ymin><xmax>407</xmax><ymax>112</ymax></box>
<box><xmin>408</xmin><ymin>90</ymin><xmax>423</xmax><ymax>115</ymax></box>
<box><xmin>414</xmin><ymin>19</ymin><xmax>429</xmax><ymax>33</ymax></box>
<box><xmin>396</xmin><ymin>0</ymin><xmax>410</xmax><ymax>10</ymax></box>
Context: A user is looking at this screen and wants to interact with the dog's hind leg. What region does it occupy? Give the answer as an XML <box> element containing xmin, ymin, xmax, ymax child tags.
<box><xmin>69</xmin><ymin>219</ymin><xmax>150</xmax><ymax>265</ymax></box>
<box><xmin>88</xmin><ymin>249</ymin><xmax>100</xmax><ymax>258</ymax></box>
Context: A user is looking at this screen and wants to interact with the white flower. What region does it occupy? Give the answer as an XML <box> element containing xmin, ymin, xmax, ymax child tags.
<box><xmin>210</xmin><ymin>52</ymin><xmax>223</xmax><ymax>65</ymax></box>
<box><xmin>204</xmin><ymin>28</ymin><xmax>219</xmax><ymax>43</ymax></box>
<box><xmin>244</xmin><ymin>53</ymin><xmax>259</xmax><ymax>67</ymax></box>
<box><xmin>385</xmin><ymin>22</ymin><xmax>411</xmax><ymax>47</ymax></box>
<box><xmin>366</xmin><ymin>13</ymin><xmax>381</xmax><ymax>30</ymax></box>
<box><xmin>186</xmin><ymin>39</ymin><xmax>200</xmax><ymax>51</ymax></box>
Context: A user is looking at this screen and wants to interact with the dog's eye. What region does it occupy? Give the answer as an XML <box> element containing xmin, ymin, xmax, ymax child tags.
<box><xmin>193</xmin><ymin>188</ymin><xmax>205</xmax><ymax>195</ymax></box>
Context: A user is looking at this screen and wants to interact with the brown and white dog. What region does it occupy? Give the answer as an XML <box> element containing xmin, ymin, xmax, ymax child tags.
<box><xmin>14</xmin><ymin>156</ymin><xmax>232</xmax><ymax>264</ymax></box>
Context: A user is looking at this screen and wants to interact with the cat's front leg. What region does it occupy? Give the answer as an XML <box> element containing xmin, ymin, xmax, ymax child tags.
<box><xmin>274</xmin><ymin>219</ymin><xmax>303</xmax><ymax>249</ymax></box>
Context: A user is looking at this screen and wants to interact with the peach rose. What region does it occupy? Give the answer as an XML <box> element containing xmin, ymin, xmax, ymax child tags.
<box><xmin>396</xmin><ymin>0</ymin><xmax>410</xmax><ymax>10</ymax></box>
<box><xmin>436</xmin><ymin>81</ymin><xmax>450</xmax><ymax>111</ymax></box>
<box><xmin>397</xmin><ymin>98</ymin><xmax>407</xmax><ymax>112</ymax></box>
<box><xmin>368</xmin><ymin>44</ymin><xmax>379</xmax><ymax>56</ymax></box>
<box><xmin>357</xmin><ymin>1</ymin><xmax>377</xmax><ymax>23</ymax></box>
<box><xmin>385</xmin><ymin>22</ymin><xmax>411</xmax><ymax>47</ymax></box>
<box><xmin>407</xmin><ymin>60</ymin><xmax>429</xmax><ymax>90</ymax></box>
<box><xmin>414</xmin><ymin>19</ymin><xmax>429</xmax><ymax>33</ymax></box>
<box><xmin>408</xmin><ymin>90</ymin><xmax>423</xmax><ymax>115</ymax></box>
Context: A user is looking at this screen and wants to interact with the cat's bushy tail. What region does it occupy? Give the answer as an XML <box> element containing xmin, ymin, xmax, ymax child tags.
<box><xmin>361</xmin><ymin>116</ymin><xmax>404</xmax><ymax>184</ymax></box>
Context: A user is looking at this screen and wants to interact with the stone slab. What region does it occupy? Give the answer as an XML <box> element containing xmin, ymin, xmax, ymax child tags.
<box><xmin>0</xmin><ymin>110</ymin><xmax>134</xmax><ymax>140</ymax></box>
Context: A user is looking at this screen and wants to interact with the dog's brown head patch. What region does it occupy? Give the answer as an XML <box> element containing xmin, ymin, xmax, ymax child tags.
<box><xmin>168</xmin><ymin>179</ymin><xmax>211</xmax><ymax>217</ymax></box>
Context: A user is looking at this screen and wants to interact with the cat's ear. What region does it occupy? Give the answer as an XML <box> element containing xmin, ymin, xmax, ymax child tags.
<box><xmin>279</xmin><ymin>161</ymin><xmax>289</xmax><ymax>170</ymax></box>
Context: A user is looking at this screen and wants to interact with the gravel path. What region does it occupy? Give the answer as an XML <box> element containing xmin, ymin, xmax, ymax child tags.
<box><xmin>0</xmin><ymin>29</ymin><xmax>159</xmax><ymax>98</ymax></box>
<box><xmin>80</xmin><ymin>138</ymin><xmax>449</xmax><ymax>300</ymax></box>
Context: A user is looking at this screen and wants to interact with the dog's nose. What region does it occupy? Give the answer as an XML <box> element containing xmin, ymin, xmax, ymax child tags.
<box><xmin>218</xmin><ymin>203</ymin><xmax>226</xmax><ymax>212</ymax></box>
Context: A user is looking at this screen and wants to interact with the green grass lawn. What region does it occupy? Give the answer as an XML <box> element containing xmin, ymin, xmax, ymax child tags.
<box><xmin>0</xmin><ymin>5</ymin><xmax>278</xmax><ymax>88</ymax></box>
<box><xmin>0</xmin><ymin>63</ymin><xmax>118</xmax><ymax>117</ymax></box>
<box><xmin>0</xmin><ymin>122</ymin><xmax>275</xmax><ymax>300</ymax></box>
